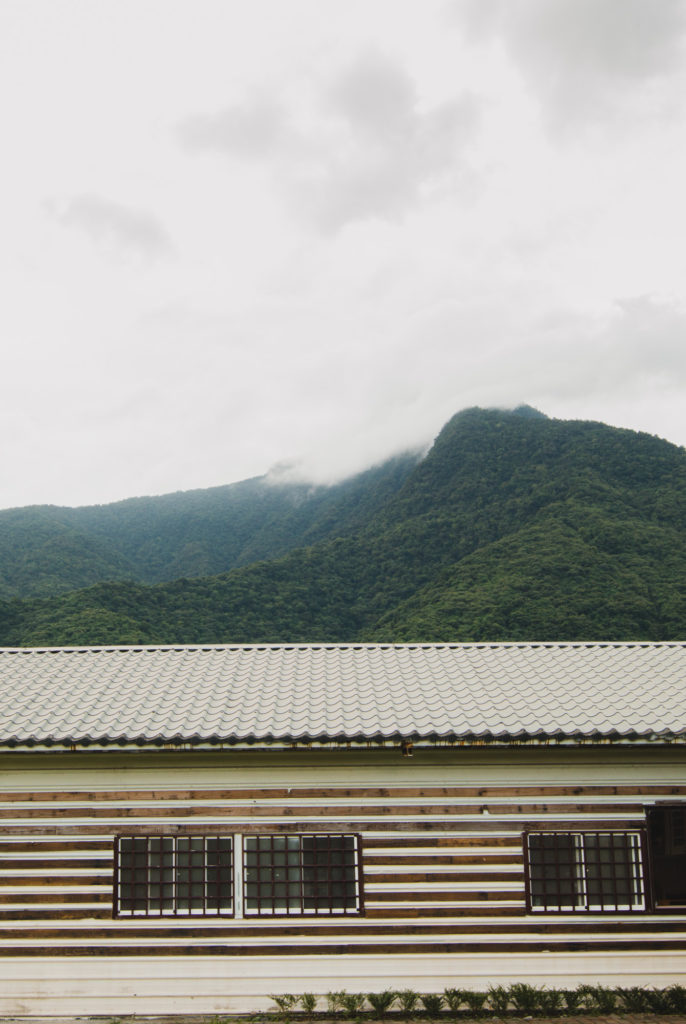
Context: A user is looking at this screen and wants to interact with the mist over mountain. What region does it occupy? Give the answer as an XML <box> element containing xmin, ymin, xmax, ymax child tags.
<box><xmin>0</xmin><ymin>453</ymin><xmax>420</xmax><ymax>600</ymax></box>
<box><xmin>1</xmin><ymin>406</ymin><xmax>685</xmax><ymax>646</ymax></box>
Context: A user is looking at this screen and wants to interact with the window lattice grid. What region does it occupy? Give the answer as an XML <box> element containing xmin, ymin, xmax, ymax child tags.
<box><xmin>116</xmin><ymin>835</ymin><xmax>233</xmax><ymax>917</ymax></box>
<box><xmin>526</xmin><ymin>831</ymin><xmax>645</xmax><ymax>912</ymax></box>
<box><xmin>243</xmin><ymin>834</ymin><xmax>360</xmax><ymax>916</ymax></box>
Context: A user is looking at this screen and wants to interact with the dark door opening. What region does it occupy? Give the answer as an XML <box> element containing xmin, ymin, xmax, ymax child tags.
<box><xmin>647</xmin><ymin>806</ymin><xmax>686</xmax><ymax>907</ymax></box>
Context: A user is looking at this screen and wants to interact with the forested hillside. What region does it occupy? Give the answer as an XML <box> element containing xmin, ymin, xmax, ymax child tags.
<box><xmin>0</xmin><ymin>453</ymin><xmax>419</xmax><ymax>599</ymax></box>
<box><xmin>1</xmin><ymin>406</ymin><xmax>685</xmax><ymax>646</ymax></box>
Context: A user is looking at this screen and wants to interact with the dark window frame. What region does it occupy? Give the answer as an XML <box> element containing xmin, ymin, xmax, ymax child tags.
<box><xmin>523</xmin><ymin>830</ymin><xmax>647</xmax><ymax>914</ymax></box>
<box><xmin>113</xmin><ymin>831</ymin><xmax>365</xmax><ymax>920</ymax></box>
<box><xmin>243</xmin><ymin>833</ymin><xmax>364</xmax><ymax>918</ymax></box>
<box><xmin>114</xmin><ymin>834</ymin><xmax>235</xmax><ymax>918</ymax></box>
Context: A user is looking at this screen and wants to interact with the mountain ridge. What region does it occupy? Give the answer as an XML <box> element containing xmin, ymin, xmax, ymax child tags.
<box><xmin>0</xmin><ymin>451</ymin><xmax>421</xmax><ymax>599</ymax></box>
<box><xmin>1</xmin><ymin>406</ymin><xmax>684</xmax><ymax>646</ymax></box>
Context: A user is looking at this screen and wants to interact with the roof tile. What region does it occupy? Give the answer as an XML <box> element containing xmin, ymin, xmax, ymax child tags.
<box><xmin>0</xmin><ymin>642</ymin><xmax>685</xmax><ymax>748</ymax></box>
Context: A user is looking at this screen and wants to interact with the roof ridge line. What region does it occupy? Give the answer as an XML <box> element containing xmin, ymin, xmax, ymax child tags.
<box><xmin>1</xmin><ymin>640</ymin><xmax>685</xmax><ymax>655</ymax></box>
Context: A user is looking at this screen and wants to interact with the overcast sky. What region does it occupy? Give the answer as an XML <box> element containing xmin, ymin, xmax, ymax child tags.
<box><xmin>2</xmin><ymin>0</ymin><xmax>686</xmax><ymax>509</ymax></box>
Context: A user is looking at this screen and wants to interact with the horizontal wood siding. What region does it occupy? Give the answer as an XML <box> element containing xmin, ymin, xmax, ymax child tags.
<box><xmin>0</xmin><ymin>769</ymin><xmax>685</xmax><ymax>959</ymax></box>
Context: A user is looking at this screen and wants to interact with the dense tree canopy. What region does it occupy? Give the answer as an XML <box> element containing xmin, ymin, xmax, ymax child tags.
<box><xmin>1</xmin><ymin>407</ymin><xmax>685</xmax><ymax>646</ymax></box>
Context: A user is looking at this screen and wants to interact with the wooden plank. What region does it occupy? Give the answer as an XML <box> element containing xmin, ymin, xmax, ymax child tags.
<box><xmin>0</xmin><ymin>892</ymin><xmax>111</xmax><ymax>905</ymax></box>
<box><xmin>3</xmin><ymin>920</ymin><xmax>685</xmax><ymax>940</ymax></box>
<box><xmin>364</xmin><ymin>855</ymin><xmax>523</xmax><ymax>865</ymax></box>
<box><xmin>368</xmin><ymin>891</ymin><xmax>520</xmax><ymax>902</ymax></box>
<box><xmin>0</xmin><ymin>909</ymin><xmax>111</xmax><ymax>920</ymax></box>
<box><xmin>514</xmin><ymin>819</ymin><xmax>644</xmax><ymax>831</ymax></box>
<box><xmin>0</xmin><ymin>802</ymin><xmax>649</xmax><ymax>819</ymax></box>
<box><xmin>0</xmin><ymin>818</ymin><xmax>645</xmax><ymax>835</ymax></box>
<box><xmin>0</xmin><ymin>859</ymin><xmax>112</xmax><ymax>869</ymax></box>
<box><xmin>0</xmin><ymin>841</ymin><xmax>111</xmax><ymax>852</ymax></box>
<box><xmin>0</xmin><ymin>875</ymin><xmax>109</xmax><ymax>887</ymax></box>
<box><xmin>364</xmin><ymin>871</ymin><xmax>522</xmax><ymax>883</ymax></box>
<box><xmin>2</xmin><ymin>939</ymin><xmax>686</xmax><ymax>956</ymax></box>
<box><xmin>0</xmin><ymin>784</ymin><xmax>682</xmax><ymax>802</ymax></box>
<box><xmin>363</xmin><ymin>837</ymin><xmax>522</xmax><ymax>848</ymax></box>
<box><xmin>367</xmin><ymin>906</ymin><xmax>525</xmax><ymax>918</ymax></box>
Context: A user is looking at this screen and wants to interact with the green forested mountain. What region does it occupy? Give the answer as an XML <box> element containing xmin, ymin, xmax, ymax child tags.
<box><xmin>1</xmin><ymin>406</ymin><xmax>685</xmax><ymax>646</ymax></box>
<box><xmin>0</xmin><ymin>454</ymin><xmax>419</xmax><ymax>599</ymax></box>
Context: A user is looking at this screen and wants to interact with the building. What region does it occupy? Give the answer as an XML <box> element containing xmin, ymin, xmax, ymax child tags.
<box><xmin>0</xmin><ymin>642</ymin><xmax>684</xmax><ymax>1014</ymax></box>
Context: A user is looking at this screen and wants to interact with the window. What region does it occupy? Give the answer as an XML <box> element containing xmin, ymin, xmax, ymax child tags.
<box><xmin>244</xmin><ymin>834</ymin><xmax>361</xmax><ymax>916</ymax></box>
<box><xmin>115</xmin><ymin>832</ymin><xmax>363</xmax><ymax>918</ymax></box>
<box><xmin>647</xmin><ymin>806</ymin><xmax>686</xmax><ymax>907</ymax></box>
<box><xmin>525</xmin><ymin>831</ymin><xmax>645</xmax><ymax>912</ymax></box>
<box><xmin>115</xmin><ymin>835</ymin><xmax>233</xmax><ymax>917</ymax></box>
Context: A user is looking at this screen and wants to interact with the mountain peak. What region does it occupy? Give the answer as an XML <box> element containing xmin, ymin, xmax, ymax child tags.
<box><xmin>1</xmin><ymin>407</ymin><xmax>686</xmax><ymax>648</ymax></box>
<box><xmin>511</xmin><ymin>404</ymin><xmax>548</xmax><ymax>419</ymax></box>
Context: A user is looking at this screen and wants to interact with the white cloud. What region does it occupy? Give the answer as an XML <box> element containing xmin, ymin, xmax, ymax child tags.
<box><xmin>178</xmin><ymin>95</ymin><xmax>290</xmax><ymax>159</ymax></box>
<box><xmin>45</xmin><ymin>195</ymin><xmax>173</xmax><ymax>260</ymax></box>
<box><xmin>1</xmin><ymin>1</ymin><xmax>686</xmax><ymax>509</ymax></box>
<box><xmin>395</xmin><ymin>292</ymin><xmax>686</xmax><ymax>442</ymax></box>
<box><xmin>298</xmin><ymin>55</ymin><xmax>479</xmax><ymax>231</ymax></box>
<box><xmin>327</xmin><ymin>51</ymin><xmax>417</xmax><ymax>140</ymax></box>
<box><xmin>456</xmin><ymin>0</ymin><xmax>686</xmax><ymax>130</ymax></box>
<box><xmin>177</xmin><ymin>50</ymin><xmax>480</xmax><ymax>232</ymax></box>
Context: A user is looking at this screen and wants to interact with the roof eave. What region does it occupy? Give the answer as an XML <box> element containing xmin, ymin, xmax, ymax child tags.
<box><xmin>2</xmin><ymin>730</ymin><xmax>685</xmax><ymax>752</ymax></box>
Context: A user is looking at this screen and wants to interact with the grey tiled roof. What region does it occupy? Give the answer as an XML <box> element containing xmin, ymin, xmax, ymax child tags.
<box><xmin>0</xmin><ymin>643</ymin><xmax>684</xmax><ymax>749</ymax></box>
